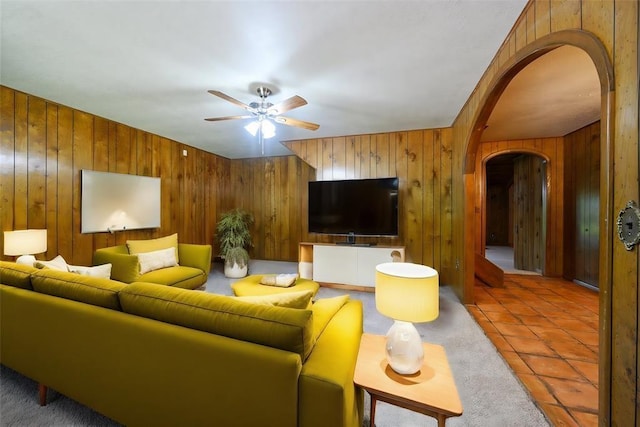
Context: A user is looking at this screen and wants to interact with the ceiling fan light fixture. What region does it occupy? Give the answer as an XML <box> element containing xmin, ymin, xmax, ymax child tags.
<box><xmin>261</xmin><ymin>119</ymin><xmax>276</xmax><ymax>139</ymax></box>
<box><xmin>244</xmin><ymin>119</ymin><xmax>276</xmax><ymax>139</ymax></box>
<box><xmin>244</xmin><ymin>121</ymin><xmax>260</xmax><ymax>137</ymax></box>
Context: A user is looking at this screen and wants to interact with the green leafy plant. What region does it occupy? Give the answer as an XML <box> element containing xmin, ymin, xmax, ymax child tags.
<box><xmin>216</xmin><ymin>209</ymin><xmax>253</xmax><ymax>267</ymax></box>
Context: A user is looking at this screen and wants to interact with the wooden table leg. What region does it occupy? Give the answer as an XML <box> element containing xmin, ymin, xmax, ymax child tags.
<box><xmin>370</xmin><ymin>394</ymin><xmax>377</xmax><ymax>427</ymax></box>
<box><xmin>437</xmin><ymin>413</ymin><xmax>446</xmax><ymax>426</ymax></box>
<box><xmin>38</xmin><ymin>383</ymin><xmax>47</xmax><ymax>406</ymax></box>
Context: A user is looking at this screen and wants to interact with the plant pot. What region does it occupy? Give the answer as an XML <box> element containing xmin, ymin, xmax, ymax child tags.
<box><xmin>224</xmin><ymin>261</ymin><xmax>248</xmax><ymax>278</ymax></box>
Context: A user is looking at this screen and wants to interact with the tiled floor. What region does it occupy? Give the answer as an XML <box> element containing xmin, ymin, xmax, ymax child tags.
<box><xmin>467</xmin><ymin>275</ymin><xmax>599</xmax><ymax>427</ymax></box>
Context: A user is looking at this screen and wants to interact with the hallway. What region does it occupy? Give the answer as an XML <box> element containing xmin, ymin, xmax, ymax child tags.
<box><xmin>467</xmin><ymin>275</ymin><xmax>599</xmax><ymax>426</ymax></box>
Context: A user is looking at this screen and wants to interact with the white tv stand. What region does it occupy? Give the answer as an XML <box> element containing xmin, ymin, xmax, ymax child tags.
<box><xmin>298</xmin><ymin>242</ymin><xmax>405</xmax><ymax>289</ymax></box>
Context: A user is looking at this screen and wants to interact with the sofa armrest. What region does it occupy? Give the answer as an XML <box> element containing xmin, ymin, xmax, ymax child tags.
<box><xmin>93</xmin><ymin>249</ymin><xmax>140</xmax><ymax>283</ymax></box>
<box><xmin>299</xmin><ymin>300</ymin><xmax>364</xmax><ymax>427</ymax></box>
<box><xmin>178</xmin><ymin>243</ymin><xmax>212</xmax><ymax>275</ymax></box>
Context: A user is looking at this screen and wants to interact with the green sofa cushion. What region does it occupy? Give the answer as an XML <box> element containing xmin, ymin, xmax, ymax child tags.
<box><xmin>119</xmin><ymin>282</ymin><xmax>314</xmax><ymax>360</ymax></box>
<box><xmin>31</xmin><ymin>269</ymin><xmax>126</xmax><ymax>310</ymax></box>
<box><xmin>0</xmin><ymin>261</ymin><xmax>37</xmax><ymax>290</ymax></box>
<box><xmin>138</xmin><ymin>266</ymin><xmax>204</xmax><ymax>288</ymax></box>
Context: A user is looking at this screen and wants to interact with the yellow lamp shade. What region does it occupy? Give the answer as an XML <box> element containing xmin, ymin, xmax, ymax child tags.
<box><xmin>375</xmin><ymin>262</ymin><xmax>439</xmax><ymax>323</ymax></box>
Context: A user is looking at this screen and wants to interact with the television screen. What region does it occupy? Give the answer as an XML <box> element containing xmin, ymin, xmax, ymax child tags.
<box><xmin>308</xmin><ymin>177</ymin><xmax>399</xmax><ymax>236</ymax></box>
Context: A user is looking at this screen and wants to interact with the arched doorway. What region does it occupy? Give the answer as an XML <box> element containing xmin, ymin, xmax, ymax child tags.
<box><xmin>462</xmin><ymin>30</ymin><xmax>613</xmax><ymax>423</ymax></box>
<box><xmin>483</xmin><ymin>152</ymin><xmax>549</xmax><ymax>275</ymax></box>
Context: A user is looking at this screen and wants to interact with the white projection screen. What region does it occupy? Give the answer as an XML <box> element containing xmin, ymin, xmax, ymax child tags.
<box><xmin>81</xmin><ymin>170</ymin><xmax>161</xmax><ymax>233</ymax></box>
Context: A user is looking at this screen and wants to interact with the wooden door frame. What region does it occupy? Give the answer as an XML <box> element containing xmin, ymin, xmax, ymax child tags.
<box><xmin>462</xmin><ymin>29</ymin><xmax>614</xmax><ymax>422</ymax></box>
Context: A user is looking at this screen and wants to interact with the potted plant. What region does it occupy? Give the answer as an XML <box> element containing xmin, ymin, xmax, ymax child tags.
<box><xmin>216</xmin><ymin>208</ymin><xmax>253</xmax><ymax>278</ymax></box>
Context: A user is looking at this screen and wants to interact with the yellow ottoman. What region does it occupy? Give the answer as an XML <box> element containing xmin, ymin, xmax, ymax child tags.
<box><xmin>231</xmin><ymin>274</ymin><xmax>320</xmax><ymax>297</ymax></box>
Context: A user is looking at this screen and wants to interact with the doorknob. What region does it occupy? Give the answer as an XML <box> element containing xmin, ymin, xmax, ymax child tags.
<box><xmin>617</xmin><ymin>201</ymin><xmax>640</xmax><ymax>250</ymax></box>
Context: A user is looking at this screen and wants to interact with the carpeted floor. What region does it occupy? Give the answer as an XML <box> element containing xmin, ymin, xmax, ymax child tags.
<box><xmin>1</xmin><ymin>260</ymin><xmax>550</xmax><ymax>426</ymax></box>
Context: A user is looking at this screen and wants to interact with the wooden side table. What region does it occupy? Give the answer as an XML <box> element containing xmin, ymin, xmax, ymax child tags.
<box><xmin>354</xmin><ymin>333</ymin><xmax>463</xmax><ymax>426</ymax></box>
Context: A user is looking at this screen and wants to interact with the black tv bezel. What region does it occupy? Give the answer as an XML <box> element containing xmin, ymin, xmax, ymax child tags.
<box><xmin>307</xmin><ymin>177</ymin><xmax>399</xmax><ymax>237</ymax></box>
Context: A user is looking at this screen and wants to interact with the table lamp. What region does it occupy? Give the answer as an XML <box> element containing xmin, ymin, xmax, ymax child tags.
<box><xmin>3</xmin><ymin>229</ymin><xmax>48</xmax><ymax>266</ymax></box>
<box><xmin>375</xmin><ymin>262</ymin><xmax>439</xmax><ymax>375</ymax></box>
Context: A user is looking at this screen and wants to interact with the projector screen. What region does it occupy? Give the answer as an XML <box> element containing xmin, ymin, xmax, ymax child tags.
<box><xmin>81</xmin><ymin>170</ymin><xmax>161</xmax><ymax>233</ymax></box>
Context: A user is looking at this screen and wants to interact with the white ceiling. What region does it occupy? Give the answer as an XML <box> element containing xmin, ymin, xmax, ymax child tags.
<box><xmin>1</xmin><ymin>1</ymin><xmax>598</xmax><ymax>160</ymax></box>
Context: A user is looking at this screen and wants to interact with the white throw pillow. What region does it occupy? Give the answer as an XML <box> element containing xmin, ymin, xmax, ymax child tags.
<box><xmin>34</xmin><ymin>255</ymin><xmax>69</xmax><ymax>271</ymax></box>
<box><xmin>137</xmin><ymin>247</ymin><xmax>178</xmax><ymax>274</ymax></box>
<box><xmin>68</xmin><ymin>263</ymin><xmax>112</xmax><ymax>279</ymax></box>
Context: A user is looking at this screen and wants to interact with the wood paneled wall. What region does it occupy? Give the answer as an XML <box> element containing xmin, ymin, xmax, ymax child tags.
<box><xmin>285</xmin><ymin>128</ymin><xmax>455</xmax><ymax>283</ymax></box>
<box><xmin>0</xmin><ymin>86</ymin><xmax>232</xmax><ymax>266</ymax></box>
<box><xmin>475</xmin><ymin>137</ymin><xmax>564</xmax><ymax>276</ymax></box>
<box><xmin>564</xmin><ymin>121</ymin><xmax>600</xmax><ymax>288</ymax></box>
<box><xmin>228</xmin><ymin>156</ymin><xmax>315</xmax><ymax>263</ymax></box>
<box><xmin>452</xmin><ymin>1</ymin><xmax>638</xmax><ymax>424</ymax></box>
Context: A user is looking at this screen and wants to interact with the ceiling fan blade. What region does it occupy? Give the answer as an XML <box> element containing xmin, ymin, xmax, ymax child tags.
<box><xmin>274</xmin><ymin>116</ymin><xmax>319</xmax><ymax>131</ymax></box>
<box><xmin>267</xmin><ymin>95</ymin><xmax>307</xmax><ymax>115</ymax></box>
<box><xmin>204</xmin><ymin>115</ymin><xmax>253</xmax><ymax>122</ymax></box>
<box><xmin>208</xmin><ymin>90</ymin><xmax>254</xmax><ymax>112</ymax></box>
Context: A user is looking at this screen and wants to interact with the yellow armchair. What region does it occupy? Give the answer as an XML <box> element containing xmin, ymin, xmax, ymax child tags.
<box><xmin>93</xmin><ymin>243</ymin><xmax>211</xmax><ymax>289</ymax></box>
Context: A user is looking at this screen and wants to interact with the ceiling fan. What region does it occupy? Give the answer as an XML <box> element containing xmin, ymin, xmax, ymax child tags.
<box><xmin>205</xmin><ymin>86</ymin><xmax>320</xmax><ymax>134</ymax></box>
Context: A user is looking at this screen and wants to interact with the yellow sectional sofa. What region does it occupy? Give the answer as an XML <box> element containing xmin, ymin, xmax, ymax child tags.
<box><xmin>93</xmin><ymin>242</ymin><xmax>212</xmax><ymax>289</ymax></box>
<box><xmin>0</xmin><ymin>261</ymin><xmax>364</xmax><ymax>427</ymax></box>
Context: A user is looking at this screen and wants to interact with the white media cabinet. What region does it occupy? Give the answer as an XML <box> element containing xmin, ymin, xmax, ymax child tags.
<box><xmin>298</xmin><ymin>242</ymin><xmax>405</xmax><ymax>289</ymax></box>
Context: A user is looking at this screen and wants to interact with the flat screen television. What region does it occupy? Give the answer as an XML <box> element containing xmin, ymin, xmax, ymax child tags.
<box><xmin>308</xmin><ymin>177</ymin><xmax>399</xmax><ymax>237</ymax></box>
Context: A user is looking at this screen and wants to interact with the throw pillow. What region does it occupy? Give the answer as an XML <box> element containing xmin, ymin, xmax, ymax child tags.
<box><xmin>68</xmin><ymin>263</ymin><xmax>112</xmax><ymax>279</ymax></box>
<box><xmin>126</xmin><ymin>233</ymin><xmax>179</xmax><ymax>263</ymax></box>
<box><xmin>235</xmin><ymin>290</ymin><xmax>313</xmax><ymax>309</ymax></box>
<box><xmin>34</xmin><ymin>255</ymin><xmax>69</xmax><ymax>271</ymax></box>
<box><xmin>311</xmin><ymin>295</ymin><xmax>350</xmax><ymax>342</ymax></box>
<box><xmin>259</xmin><ymin>273</ymin><xmax>298</xmax><ymax>287</ymax></box>
<box><xmin>137</xmin><ymin>247</ymin><xmax>178</xmax><ymax>274</ymax></box>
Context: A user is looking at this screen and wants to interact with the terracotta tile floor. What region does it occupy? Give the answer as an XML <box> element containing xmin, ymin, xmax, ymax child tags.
<box><xmin>467</xmin><ymin>275</ymin><xmax>599</xmax><ymax>427</ymax></box>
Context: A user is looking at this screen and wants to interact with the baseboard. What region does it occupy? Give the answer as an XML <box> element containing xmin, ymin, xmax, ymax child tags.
<box><xmin>318</xmin><ymin>282</ymin><xmax>375</xmax><ymax>293</ymax></box>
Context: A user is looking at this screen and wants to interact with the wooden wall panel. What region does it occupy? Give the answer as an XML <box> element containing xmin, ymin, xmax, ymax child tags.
<box><xmin>45</xmin><ymin>102</ymin><xmax>59</xmax><ymax>256</ymax></box>
<box><xmin>0</xmin><ymin>87</ymin><xmax>16</xmax><ymax>251</ymax></box>
<box><xmin>0</xmin><ymin>86</ymin><xmax>232</xmax><ymax>265</ymax></box>
<box><xmin>228</xmin><ymin>155</ymin><xmax>315</xmax><ymax>263</ymax></box>
<box><xmin>14</xmin><ymin>93</ymin><xmax>28</xmax><ymax>229</ymax></box>
<box><xmin>57</xmin><ymin>106</ymin><xmax>74</xmax><ymax>259</ymax></box>
<box><xmin>284</xmin><ymin>127</ymin><xmax>454</xmax><ymax>282</ymax></box>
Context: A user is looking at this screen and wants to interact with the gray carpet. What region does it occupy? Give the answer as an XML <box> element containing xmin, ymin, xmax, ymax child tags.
<box><xmin>1</xmin><ymin>260</ymin><xmax>550</xmax><ymax>426</ymax></box>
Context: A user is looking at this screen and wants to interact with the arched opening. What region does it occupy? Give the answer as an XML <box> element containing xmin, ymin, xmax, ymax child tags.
<box><xmin>462</xmin><ymin>30</ymin><xmax>614</xmax><ymax>424</ymax></box>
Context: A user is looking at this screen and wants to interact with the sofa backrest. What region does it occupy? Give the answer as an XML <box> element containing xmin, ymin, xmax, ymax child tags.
<box><xmin>30</xmin><ymin>269</ymin><xmax>126</xmax><ymax>310</ymax></box>
<box><xmin>93</xmin><ymin>246</ymin><xmax>140</xmax><ymax>283</ymax></box>
<box><xmin>0</xmin><ymin>261</ymin><xmax>37</xmax><ymax>290</ymax></box>
<box><xmin>119</xmin><ymin>282</ymin><xmax>315</xmax><ymax>360</ymax></box>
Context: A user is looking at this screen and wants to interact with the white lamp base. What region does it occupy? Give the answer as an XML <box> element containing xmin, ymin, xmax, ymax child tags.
<box><xmin>15</xmin><ymin>254</ymin><xmax>36</xmax><ymax>266</ymax></box>
<box><xmin>385</xmin><ymin>320</ymin><xmax>424</xmax><ymax>375</ymax></box>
